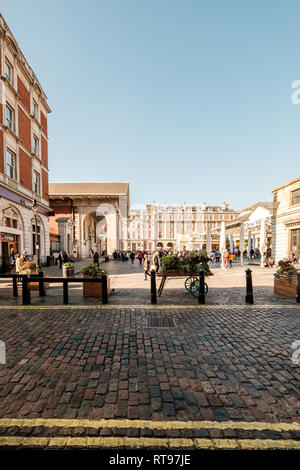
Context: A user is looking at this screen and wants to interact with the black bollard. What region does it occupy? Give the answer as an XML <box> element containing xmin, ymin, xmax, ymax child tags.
<box><xmin>39</xmin><ymin>272</ymin><xmax>46</xmax><ymax>297</ymax></box>
<box><xmin>245</xmin><ymin>268</ymin><xmax>254</xmax><ymax>304</ymax></box>
<box><xmin>296</xmin><ymin>271</ymin><xmax>300</xmax><ymax>304</ymax></box>
<box><xmin>102</xmin><ymin>274</ymin><xmax>108</xmax><ymax>304</ymax></box>
<box><xmin>151</xmin><ymin>270</ymin><xmax>157</xmax><ymax>305</ymax></box>
<box><xmin>198</xmin><ymin>269</ymin><xmax>205</xmax><ymax>304</ymax></box>
<box><xmin>22</xmin><ymin>276</ymin><xmax>30</xmax><ymax>305</ymax></box>
<box><xmin>13</xmin><ymin>275</ymin><xmax>18</xmax><ymax>297</ymax></box>
<box><xmin>63</xmin><ymin>280</ymin><xmax>69</xmax><ymax>305</ymax></box>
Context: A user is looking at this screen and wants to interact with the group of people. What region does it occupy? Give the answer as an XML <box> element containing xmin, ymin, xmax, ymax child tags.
<box><xmin>13</xmin><ymin>251</ymin><xmax>29</xmax><ymax>274</ymax></box>
<box><xmin>112</xmin><ymin>250</ymin><xmax>145</xmax><ymax>265</ymax></box>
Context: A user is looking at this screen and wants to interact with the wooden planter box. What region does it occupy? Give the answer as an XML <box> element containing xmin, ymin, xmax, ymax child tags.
<box><xmin>274</xmin><ymin>274</ymin><xmax>297</xmax><ymax>298</ymax></box>
<box><xmin>83</xmin><ymin>273</ymin><xmax>111</xmax><ymax>297</ymax></box>
<box><xmin>28</xmin><ymin>273</ymin><xmax>50</xmax><ymax>291</ymax></box>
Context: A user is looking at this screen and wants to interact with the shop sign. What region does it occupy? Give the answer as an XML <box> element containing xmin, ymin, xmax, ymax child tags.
<box><xmin>1</xmin><ymin>233</ymin><xmax>15</xmax><ymax>242</ymax></box>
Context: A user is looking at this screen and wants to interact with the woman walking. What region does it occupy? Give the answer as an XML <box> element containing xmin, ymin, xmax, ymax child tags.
<box><xmin>144</xmin><ymin>254</ymin><xmax>150</xmax><ymax>280</ymax></box>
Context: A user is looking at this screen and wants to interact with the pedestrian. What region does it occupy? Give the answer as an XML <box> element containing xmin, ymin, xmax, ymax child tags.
<box><xmin>144</xmin><ymin>254</ymin><xmax>150</xmax><ymax>280</ymax></box>
<box><xmin>223</xmin><ymin>249</ymin><xmax>229</xmax><ymax>269</ymax></box>
<box><xmin>93</xmin><ymin>252</ymin><xmax>99</xmax><ymax>267</ymax></box>
<box><xmin>153</xmin><ymin>251</ymin><xmax>160</xmax><ymax>272</ymax></box>
<box><xmin>250</xmin><ymin>248</ymin><xmax>254</xmax><ymax>259</ymax></box>
<box><xmin>15</xmin><ymin>254</ymin><xmax>22</xmax><ymax>274</ymax></box>
<box><xmin>215</xmin><ymin>249</ymin><xmax>220</xmax><ymax>263</ymax></box>
<box><xmin>137</xmin><ymin>251</ymin><xmax>143</xmax><ymax>266</ymax></box>
<box><xmin>129</xmin><ymin>252</ymin><xmax>135</xmax><ymax>264</ymax></box>
<box><xmin>63</xmin><ymin>251</ymin><xmax>69</xmax><ymax>263</ymax></box>
<box><xmin>229</xmin><ymin>251</ymin><xmax>234</xmax><ymax>268</ymax></box>
<box><xmin>58</xmin><ymin>251</ymin><xmax>63</xmax><ymax>269</ymax></box>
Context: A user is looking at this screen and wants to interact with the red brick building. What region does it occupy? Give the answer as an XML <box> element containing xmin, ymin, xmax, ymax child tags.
<box><xmin>0</xmin><ymin>15</ymin><xmax>51</xmax><ymax>271</ymax></box>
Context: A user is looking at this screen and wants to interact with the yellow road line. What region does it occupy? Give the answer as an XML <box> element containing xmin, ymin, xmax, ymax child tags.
<box><xmin>0</xmin><ymin>418</ymin><xmax>300</xmax><ymax>432</ymax></box>
<box><xmin>0</xmin><ymin>304</ymin><xmax>298</xmax><ymax>310</ymax></box>
<box><xmin>0</xmin><ymin>436</ymin><xmax>299</xmax><ymax>449</ymax></box>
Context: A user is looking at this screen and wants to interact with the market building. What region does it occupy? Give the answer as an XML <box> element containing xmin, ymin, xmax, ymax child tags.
<box><xmin>0</xmin><ymin>15</ymin><xmax>51</xmax><ymax>272</ymax></box>
<box><xmin>48</xmin><ymin>182</ymin><xmax>129</xmax><ymax>257</ymax></box>
<box><xmin>271</xmin><ymin>177</ymin><xmax>300</xmax><ymax>263</ymax></box>
<box><xmin>211</xmin><ymin>202</ymin><xmax>273</xmax><ymax>267</ymax></box>
<box><xmin>126</xmin><ymin>202</ymin><xmax>239</xmax><ymax>253</ymax></box>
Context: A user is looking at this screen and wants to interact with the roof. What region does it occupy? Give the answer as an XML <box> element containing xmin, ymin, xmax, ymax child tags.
<box><xmin>49</xmin><ymin>182</ymin><xmax>129</xmax><ymax>197</ymax></box>
<box><xmin>271</xmin><ymin>177</ymin><xmax>300</xmax><ymax>193</ymax></box>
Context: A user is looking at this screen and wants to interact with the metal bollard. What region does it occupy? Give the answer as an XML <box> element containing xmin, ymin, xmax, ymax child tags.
<box><xmin>63</xmin><ymin>280</ymin><xmax>69</xmax><ymax>305</ymax></box>
<box><xmin>13</xmin><ymin>275</ymin><xmax>18</xmax><ymax>297</ymax></box>
<box><xmin>39</xmin><ymin>272</ymin><xmax>46</xmax><ymax>297</ymax></box>
<box><xmin>198</xmin><ymin>269</ymin><xmax>205</xmax><ymax>304</ymax></box>
<box><xmin>22</xmin><ymin>276</ymin><xmax>30</xmax><ymax>305</ymax></box>
<box><xmin>102</xmin><ymin>274</ymin><xmax>108</xmax><ymax>304</ymax></box>
<box><xmin>296</xmin><ymin>271</ymin><xmax>300</xmax><ymax>304</ymax></box>
<box><xmin>245</xmin><ymin>268</ymin><xmax>254</xmax><ymax>304</ymax></box>
<box><xmin>151</xmin><ymin>270</ymin><xmax>157</xmax><ymax>305</ymax></box>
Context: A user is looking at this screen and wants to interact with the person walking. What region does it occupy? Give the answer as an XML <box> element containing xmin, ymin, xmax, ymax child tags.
<box><xmin>215</xmin><ymin>249</ymin><xmax>220</xmax><ymax>263</ymax></box>
<box><xmin>144</xmin><ymin>254</ymin><xmax>150</xmax><ymax>280</ymax></box>
<box><xmin>137</xmin><ymin>251</ymin><xmax>143</xmax><ymax>266</ymax></box>
<box><xmin>129</xmin><ymin>252</ymin><xmax>135</xmax><ymax>264</ymax></box>
<box><xmin>58</xmin><ymin>251</ymin><xmax>63</xmax><ymax>269</ymax></box>
<box><xmin>229</xmin><ymin>250</ymin><xmax>234</xmax><ymax>268</ymax></box>
<box><xmin>223</xmin><ymin>249</ymin><xmax>229</xmax><ymax>269</ymax></box>
<box><xmin>93</xmin><ymin>252</ymin><xmax>99</xmax><ymax>267</ymax></box>
<box><xmin>15</xmin><ymin>254</ymin><xmax>22</xmax><ymax>274</ymax></box>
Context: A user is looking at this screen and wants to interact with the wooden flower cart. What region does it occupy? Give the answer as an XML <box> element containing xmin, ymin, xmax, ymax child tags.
<box><xmin>274</xmin><ymin>273</ymin><xmax>298</xmax><ymax>298</ymax></box>
<box><xmin>156</xmin><ymin>271</ymin><xmax>212</xmax><ymax>297</ymax></box>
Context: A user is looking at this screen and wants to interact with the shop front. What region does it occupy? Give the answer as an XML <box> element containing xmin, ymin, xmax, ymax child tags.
<box><xmin>0</xmin><ymin>232</ymin><xmax>20</xmax><ymax>272</ymax></box>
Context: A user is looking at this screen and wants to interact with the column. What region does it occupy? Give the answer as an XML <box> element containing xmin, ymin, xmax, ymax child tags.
<box><xmin>230</xmin><ymin>234</ymin><xmax>233</xmax><ymax>253</ymax></box>
<box><xmin>220</xmin><ymin>221</ymin><xmax>226</xmax><ymax>269</ymax></box>
<box><xmin>248</xmin><ymin>230</ymin><xmax>252</xmax><ymax>256</ymax></box>
<box><xmin>252</xmin><ymin>234</ymin><xmax>256</xmax><ymax>251</ymax></box>
<box><xmin>260</xmin><ymin>218</ymin><xmax>266</xmax><ymax>267</ymax></box>
<box><xmin>239</xmin><ymin>224</ymin><xmax>245</xmax><ymax>265</ymax></box>
<box><xmin>206</xmin><ymin>224</ymin><xmax>211</xmax><ymax>256</ymax></box>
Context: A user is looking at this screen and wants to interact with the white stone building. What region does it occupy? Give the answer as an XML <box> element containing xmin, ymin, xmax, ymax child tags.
<box><xmin>271</xmin><ymin>177</ymin><xmax>300</xmax><ymax>263</ymax></box>
<box><xmin>126</xmin><ymin>202</ymin><xmax>239</xmax><ymax>253</ymax></box>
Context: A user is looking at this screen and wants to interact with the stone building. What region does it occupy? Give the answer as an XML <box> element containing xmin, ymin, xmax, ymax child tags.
<box><xmin>49</xmin><ymin>182</ymin><xmax>129</xmax><ymax>257</ymax></box>
<box><xmin>0</xmin><ymin>15</ymin><xmax>51</xmax><ymax>271</ymax></box>
<box><xmin>126</xmin><ymin>202</ymin><xmax>239</xmax><ymax>253</ymax></box>
<box><xmin>272</xmin><ymin>177</ymin><xmax>300</xmax><ymax>263</ymax></box>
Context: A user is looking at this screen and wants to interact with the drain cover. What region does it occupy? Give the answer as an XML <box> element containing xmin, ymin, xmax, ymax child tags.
<box><xmin>147</xmin><ymin>317</ymin><xmax>176</xmax><ymax>328</ymax></box>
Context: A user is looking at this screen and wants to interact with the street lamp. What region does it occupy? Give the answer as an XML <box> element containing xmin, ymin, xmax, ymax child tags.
<box><xmin>32</xmin><ymin>199</ymin><xmax>40</xmax><ymax>266</ymax></box>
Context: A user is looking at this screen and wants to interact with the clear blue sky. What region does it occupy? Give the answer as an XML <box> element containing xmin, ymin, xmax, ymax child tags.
<box><xmin>2</xmin><ymin>0</ymin><xmax>300</xmax><ymax>209</ymax></box>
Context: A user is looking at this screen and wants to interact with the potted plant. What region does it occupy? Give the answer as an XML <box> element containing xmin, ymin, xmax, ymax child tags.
<box><xmin>274</xmin><ymin>259</ymin><xmax>297</xmax><ymax>298</ymax></box>
<box><xmin>81</xmin><ymin>263</ymin><xmax>110</xmax><ymax>297</ymax></box>
<box><xmin>63</xmin><ymin>262</ymin><xmax>74</xmax><ymax>278</ymax></box>
<box><xmin>21</xmin><ymin>261</ymin><xmax>47</xmax><ymax>291</ymax></box>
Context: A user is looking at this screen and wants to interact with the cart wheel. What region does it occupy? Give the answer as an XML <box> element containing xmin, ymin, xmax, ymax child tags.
<box><xmin>185</xmin><ymin>276</ymin><xmax>198</xmax><ymax>292</ymax></box>
<box><xmin>189</xmin><ymin>280</ymin><xmax>208</xmax><ymax>297</ymax></box>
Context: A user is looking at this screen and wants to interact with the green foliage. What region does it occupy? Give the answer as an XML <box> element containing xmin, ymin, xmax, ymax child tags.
<box><xmin>22</xmin><ymin>261</ymin><xmax>39</xmax><ymax>274</ymax></box>
<box><xmin>81</xmin><ymin>263</ymin><xmax>107</xmax><ymax>276</ymax></box>
<box><xmin>277</xmin><ymin>259</ymin><xmax>296</xmax><ymax>280</ymax></box>
<box><xmin>161</xmin><ymin>255</ymin><xmax>180</xmax><ymax>273</ymax></box>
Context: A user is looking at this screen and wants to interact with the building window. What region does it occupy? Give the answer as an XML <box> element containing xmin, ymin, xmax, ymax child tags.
<box><xmin>32</xmin><ymin>135</ymin><xmax>39</xmax><ymax>156</ymax></box>
<box><xmin>33</xmin><ymin>171</ymin><xmax>40</xmax><ymax>195</ymax></box>
<box><xmin>6</xmin><ymin>150</ymin><xmax>16</xmax><ymax>180</ymax></box>
<box><xmin>5</xmin><ymin>104</ymin><xmax>15</xmax><ymax>132</ymax></box>
<box><xmin>291</xmin><ymin>189</ymin><xmax>300</xmax><ymax>206</ymax></box>
<box><xmin>32</xmin><ymin>100</ymin><xmax>38</xmax><ymax>119</ymax></box>
<box><xmin>5</xmin><ymin>61</ymin><xmax>13</xmax><ymax>85</ymax></box>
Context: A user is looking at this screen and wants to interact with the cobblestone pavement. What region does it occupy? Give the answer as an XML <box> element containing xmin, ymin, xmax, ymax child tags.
<box><xmin>0</xmin><ymin>304</ymin><xmax>299</xmax><ymax>449</ymax></box>
<box><xmin>0</xmin><ymin>258</ymin><xmax>296</xmax><ymax>307</ymax></box>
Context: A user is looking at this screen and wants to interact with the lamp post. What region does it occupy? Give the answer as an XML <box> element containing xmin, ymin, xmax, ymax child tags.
<box><xmin>32</xmin><ymin>199</ymin><xmax>40</xmax><ymax>266</ymax></box>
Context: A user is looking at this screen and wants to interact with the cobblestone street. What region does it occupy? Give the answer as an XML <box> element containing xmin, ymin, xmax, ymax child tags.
<box><xmin>0</xmin><ymin>303</ymin><xmax>299</xmax><ymax>449</ymax></box>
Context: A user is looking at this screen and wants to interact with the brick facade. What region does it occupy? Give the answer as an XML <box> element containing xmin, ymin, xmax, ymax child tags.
<box><xmin>42</xmin><ymin>168</ymin><xmax>49</xmax><ymax>200</ymax></box>
<box><xmin>19</xmin><ymin>148</ymin><xmax>32</xmax><ymax>191</ymax></box>
<box><xmin>17</xmin><ymin>76</ymin><xmax>30</xmax><ymax>113</ymax></box>
<box><xmin>0</xmin><ymin>130</ymin><xmax>3</xmax><ymax>174</ymax></box>
<box><xmin>18</xmin><ymin>106</ymin><xmax>31</xmax><ymax>151</ymax></box>
<box><xmin>41</xmin><ymin>135</ymin><xmax>48</xmax><ymax>167</ymax></box>
<box><xmin>40</xmin><ymin>111</ymin><xmax>47</xmax><ymax>137</ymax></box>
